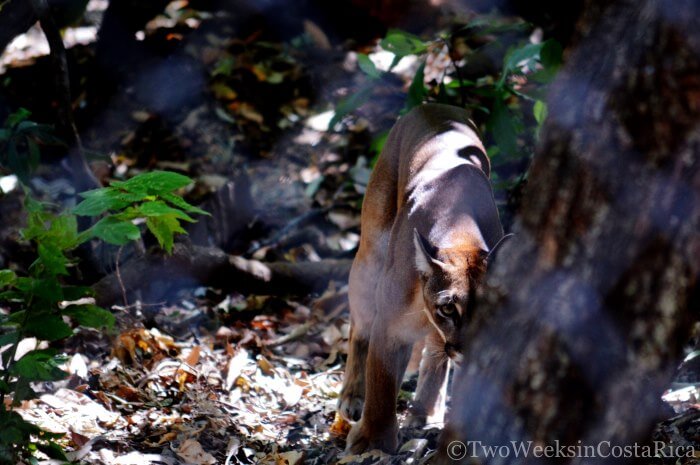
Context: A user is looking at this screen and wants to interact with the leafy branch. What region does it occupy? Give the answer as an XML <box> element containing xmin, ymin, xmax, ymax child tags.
<box><xmin>0</xmin><ymin>171</ymin><xmax>208</xmax><ymax>463</ymax></box>
<box><xmin>74</xmin><ymin>171</ymin><xmax>210</xmax><ymax>254</ymax></box>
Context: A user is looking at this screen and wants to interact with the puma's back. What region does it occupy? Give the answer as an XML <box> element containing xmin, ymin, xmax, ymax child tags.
<box><xmin>357</xmin><ymin>103</ymin><xmax>501</xmax><ymax>259</ymax></box>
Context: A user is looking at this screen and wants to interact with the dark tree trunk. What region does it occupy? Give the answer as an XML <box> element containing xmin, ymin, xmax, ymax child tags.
<box><xmin>437</xmin><ymin>0</ymin><xmax>700</xmax><ymax>463</ymax></box>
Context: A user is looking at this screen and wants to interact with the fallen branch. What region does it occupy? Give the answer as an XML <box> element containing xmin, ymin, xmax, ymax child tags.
<box><xmin>92</xmin><ymin>243</ymin><xmax>352</xmax><ymax>307</ymax></box>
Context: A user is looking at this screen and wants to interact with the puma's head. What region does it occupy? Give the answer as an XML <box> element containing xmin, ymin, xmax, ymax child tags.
<box><xmin>413</xmin><ymin>229</ymin><xmax>488</xmax><ymax>361</ymax></box>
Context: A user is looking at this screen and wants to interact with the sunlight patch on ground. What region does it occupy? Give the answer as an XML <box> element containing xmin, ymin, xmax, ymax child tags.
<box><xmin>0</xmin><ymin>25</ymin><xmax>97</xmax><ymax>73</ymax></box>
<box><xmin>0</xmin><ymin>175</ymin><xmax>18</xmax><ymax>193</ymax></box>
<box><xmin>305</xmin><ymin>111</ymin><xmax>335</xmax><ymax>132</ymax></box>
<box><xmin>367</xmin><ymin>50</ymin><xmax>419</xmax><ymax>74</ymax></box>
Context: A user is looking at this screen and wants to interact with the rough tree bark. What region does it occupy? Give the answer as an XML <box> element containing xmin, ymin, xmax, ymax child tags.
<box><xmin>437</xmin><ymin>0</ymin><xmax>699</xmax><ymax>463</ymax></box>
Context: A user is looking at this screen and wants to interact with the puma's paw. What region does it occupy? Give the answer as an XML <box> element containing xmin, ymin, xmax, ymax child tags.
<box><xmin>345</xmin><ymin>419</ymin><xmax>398</xmax><ymax>455</ymax></box>
<box><xmin>338</xmin><ymin>387</ymin><xmax>364</xmax><ymax>422</ymax></box>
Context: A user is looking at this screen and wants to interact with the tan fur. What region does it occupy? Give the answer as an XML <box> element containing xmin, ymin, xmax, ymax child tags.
<box><xmin>338</xmin><ymin>104</ymin><xmax>504</xmax><ymax>454</ymax></box>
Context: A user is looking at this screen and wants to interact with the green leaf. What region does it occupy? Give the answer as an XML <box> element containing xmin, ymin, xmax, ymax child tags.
<box><xmin>11</xmin><ymin>349</ymin><xmax>68</xmax><ymax>382</ymax></box>
<box><xmin>110</xmin><ymin>171</ymin><xmax>193</xmax><ymax>195</ymax></box>
<box><xmin>533</xmin><ymin>100</ymin><xmax>548</xmax><ymax>126</ymax></box>
<box><xmin>0</xmin><ymin>331</ymin><xmax>19</xmax><ymax>347</ymax></box>
<box><xmin>24</xmin><ymin>314</ymin><xmax>72</xmax><ymax>341</ymax></box>
<box><xmin>488</xmin><ymin>98</ymin><xmax>518</xmax><ymax>158</ymax></box>
<box><xmin>500</xmin><ymin>42</ymin><xmax>543</xmax><ymax>87</ymax></box>
<box><xmin>137</xmin><ymin>201</ymin><xmax>195</xmax><ymax>222</ymax></box>
<box><xmin>5</xmin><ymin>108</ymin><xmax>31</xmax><ymax>128</ymax></box>
<box><xmin>160</xmin><ymin>192</ymin><xmax>210</xmax><ymax>216</ymax></box>
<box><xmin>62</xmin><ymin>305</ymin><xmax>115</xmax><ymax>329</ymax></box>
<box><xmin>445</xmin><ymin>79</ymin><xmax>476</xmax><ymax>89</ymax></box>
<box><xmin>404</xmin><ymin>60</ymin><xmax>427</xmax><ymax>111</ymax></box>
<box><xmin>7</xmin><ymin>140</ymin><xmax>29</xmax><ymax>184</ymax></box>
<box><xmin>89</xmin><ymin>216</ymin><xmax>141</xmax><ymax>245</ymax></box>
<box><xmin>21</xmin><ymin>198</ymin><xmax>51</xmax><ymax>241</ymax></box>
<box><xmin>213</xmin><ymin>56</ymin><xmax>235</xmax><ymax>77</ymax></box>
<box><xmin>6</xmin><ymin>310</ymin><xmax>26</xmax><ymax>325</ymax></box>
<box><xmin>61</xmin><ymin>285</ymin><xmax>94</xmax><ymax>301</ymax></box>
<box><xmin>16</xmin><ymin>120</ymin><xmax>40</xmax><ymax>133</ymax></box>
<box><xmin>328</xmin><ymin>84</ymin><xmax>374</xmax><ymax>130</ymax></box>
<box><xmin>74</xmin><ymin>188</ymin><xmax>148</xmax><ymax>216</ymax></box>
<box><xmin>357</xmin><ymin>54</ymin><xmax>382</xmax><ymax>79</ymax></box>
<box><xmin>24</xmin><ymin>195</ymin><xmax>45</xmax><ymax>215</ymax></box>
<box><xmin>26</xmin><ymin>139</ymin><xmax>40</xmax><ymax>172</ymax></box>
<box><xmin>49</xmin><ymin>214</ymin><xmax>80</xmax><ymax>250</ymax></box>
<box><xmin>36</xmin><ymin>441</ymin><xmax>67</xmax><ymax>461</ymax></box>
<box><xmin>540</xmin><ymin>39</ymin><xmax>563</xmax><ymax>71</ymax></box>
<box><xmin>0</xmin><ymin>409</ymin><xmax>41</xmax><ymax>442</ymax></box>
<box><xmin>74</xmin><ymin>188</ymin><xmax>123</xmax><ymax>216</ymax></box>
<box><xmin>0</xmin><ymin>270</ymin><xmax>16</xmax><ymax>288</ymax></box>
<box><xmin>529</xmin><ymin>39</ymin><xmax>563</xmax><ymax>84</ymax></box>
<box><xmin>0</xmin><ymin>290</ymin><xmax>24</xmax><ymax>302</ymax></box>
<box><xmin>11</xmin><ymin>377</ymin><xmax>38</xmax><ymax>404</ymax></box>
<box><xmin>15</xmin><ymin>277</ymin><xmax>62</xmax><ymax>303</ymax></box>
<box><xmin>146</xmin><ymin>215</ymin><xmax>185</xmax><ymax>254</ymax></box>
<box><xmin>36</xmin><ymin>243</ymin><xmax>69</xmax><ymax>276</ymax></box>
<box><xmin>380</xmin><ymin>29</ymin><xmax>427</xmax><ymax>59</ymax></box>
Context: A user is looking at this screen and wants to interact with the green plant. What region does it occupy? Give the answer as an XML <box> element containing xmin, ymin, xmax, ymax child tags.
<box><xmin>74</xmin><ymin>170</ymin><xmax>210</xmax><ymax>254</ymax></box>
<box><xmin>331</xmin><ymin>21</ymin><xmax>563</xmax><ymax>186</ymax></box>
<box><xmin>329</xmin><ymin>29</ymin><xmax>429</xmax><ymax>129</ymax></box>
<box><xmin>484</xmin><ymin>37</ymin><xmax>562</xmax><ymax>164</ymax></box>
<box><xmin>0</xmin><ymin>171</ymin><xmax>207</xmax><ymax>463</ymax></box>
<box><xmin>0</xmin><ymin>197</ymin><xmax>113</xmax><ymax>464</ymax></box>
<box><xmin>0</xmin><ymin>108</ymin><xmax>63</xmax><ymax>184</ymax></box>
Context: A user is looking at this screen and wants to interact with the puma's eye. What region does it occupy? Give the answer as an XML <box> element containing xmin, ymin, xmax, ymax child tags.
<box><xmin>437</xmin><ymin>303</ymin><xmax>456</xmax><ymax>319</ymax></box>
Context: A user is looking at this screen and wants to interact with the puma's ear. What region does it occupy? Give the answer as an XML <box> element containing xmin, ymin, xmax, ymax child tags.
<box><xmin>483</xmin><ymin>233</ymin><xmax>514</xmax><ymax>264</ymax></box>
<box><xmin>413</xmin><ymin>229</ymin><xmax>442</xmax><ymax>274</ymax></box>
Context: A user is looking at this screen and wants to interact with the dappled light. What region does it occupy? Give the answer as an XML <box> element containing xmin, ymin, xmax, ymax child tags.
<box><xmin>0</xmin><ymin>0</ymin><xmax>698</xmax><ymax>464</ymax></box>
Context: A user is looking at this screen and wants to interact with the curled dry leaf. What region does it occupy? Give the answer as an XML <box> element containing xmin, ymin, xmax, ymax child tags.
<box><xmin>177</xmin><ymin>439</ymin><xmax>217</xmax><ymax>465</ymax></box>
<box><xmin>226</xmin><ymin>348</ymin><xmax>251</xmax><ymax>390</ymax></box>
<box><xmin>276</xmin><ymin>450</ymin><xmax>305</xmax><ymax>465</ymax></box>
<box><xmin>112</xmin><ymin>328</ymin><xmax>178</xmax><ymax>369</ymax></box>
<box><xmin>329</xmin><ymin>411</ymin><xmax>351</xmax><ymax>438</ymax></box>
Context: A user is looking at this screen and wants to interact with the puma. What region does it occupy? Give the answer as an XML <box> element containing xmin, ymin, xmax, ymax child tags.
<box><xmin>338</xmin><ymin>103</ymin><xmax>504</xmax><ymax>454</ymax></box>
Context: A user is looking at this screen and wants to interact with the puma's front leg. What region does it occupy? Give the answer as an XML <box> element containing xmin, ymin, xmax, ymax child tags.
<box><xmin>338</xmin><ymin>324</ymin><xmax>369</xmax><ymax>421</ymax></box>
<box><xmin>406</xmin><ymin>332</ymin><xmax>450</xmax><ymax>428</ymax></box>
<box><xmin>345</xmin><ymin>324</ymin><xmax>412</xmax><ymax>454</ymax></box>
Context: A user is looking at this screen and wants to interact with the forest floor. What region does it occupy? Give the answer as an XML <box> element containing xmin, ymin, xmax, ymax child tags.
<box><xmin>1</xmin><ymin>1</ymin><xmax>699</xmax><ymax>464</ymax></box>
<box><xmin>16</xmin><ymin>285</ymin><xmax>444</xmax><ymax>465</ymax></box>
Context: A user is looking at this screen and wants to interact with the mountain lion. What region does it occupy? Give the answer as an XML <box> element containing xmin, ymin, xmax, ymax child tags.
<box><xmin>338</xmin><ymin>103</ymin><xmax>504</xmax><ymax>454</ymax></box>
